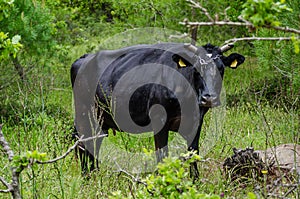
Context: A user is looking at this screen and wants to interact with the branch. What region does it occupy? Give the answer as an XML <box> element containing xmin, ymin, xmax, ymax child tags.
<box><xmin>0</xmin><ymin>176</ymin><xmax>11</xmax><ymax>193</ymax></box>
<box><xmin>181</xmin><ymin>18</ymin><xmax>300</xmax><ymax>35</ymax></box>
<box><xmin>114</xmin><ymin>160</ymin><xmax>148</xmax><ymax>186</ymax></box>
<box><xmin>169</xmin><ymin>33</ymin><xmax>189</xmax><ymax>39</ymax></box>
<box><xmin>37</xmin><ymin>133</ymin><xmax>107</xmax><ymax>164</ymax></box>
<box><xmin>223</xmin><ymin>36</ymin><xmax>300</xmax><ymax>45</ymax></box>
<box><xmin>0</xmin><ymin>125</ymin><xmax>22</xmax><ymax>199</ymax></box>
<box><xmin>0</xmin><ymin>125</ymin><xmax>14</xmax><ymax>193</ymax></box>
<box><xmin>269</xmin><ymin>25</ymin><xmax>300</xmax><ymax>35</ymax></box>
<box><xmin>0</xmin><ymin>189</ymin><xmax>10</xmax><ymax>193</ymax></box>
<box><xmin>180</xmin><ymin>20</ymin><xmax>253</xmax><ymax>28</ymax></box>
<box><xmin>0</xmin><ymin>125</ymin><xmax>14</xmax><ymax>162</ymax></box>
<box><xmin>181</xmin><ymin>0</ymin><xmax>300</xmax><ymax>45</ymax></box>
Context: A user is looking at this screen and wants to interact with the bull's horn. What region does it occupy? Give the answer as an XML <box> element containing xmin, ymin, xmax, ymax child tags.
<box><xmin>184</xmin><ymin>43</ymin><xmax>198</xmax><ymax>53</ymax></box>
<box><xmin>220</xmin><ymin>43</ymin><xmax>234</xmax><ymax>52</ymax></box>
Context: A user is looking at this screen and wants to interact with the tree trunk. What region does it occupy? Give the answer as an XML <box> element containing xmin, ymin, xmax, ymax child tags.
<box><xmin>11</xmin><ymin>56</ymin><xmax>25</xmax><ymax>81</ymax></box>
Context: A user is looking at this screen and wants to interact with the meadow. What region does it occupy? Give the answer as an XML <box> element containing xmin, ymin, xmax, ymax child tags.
<box><xmin>0</xmin><ymin>0</ymin><xmax>299</xmax><ymax>198</ymax></box>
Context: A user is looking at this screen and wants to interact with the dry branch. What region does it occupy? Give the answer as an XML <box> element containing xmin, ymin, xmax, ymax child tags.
<box><xmin>0</xmin><ymin>125</ymin><xmax>14</xmax><ymax>162</ymax></box>
<box><xmin>182</xmin><ymin>20</ymin><xmax>300</xmax><ymax>35</ymax></box>
<box><xmin>114</xmin><ymin>160</ymin><xmax>148</xmax><ymax>186</ymax></box>
<box><xmin>0</xmin><ymin>176</ymin><xmax>11</xmax><ymax>193</ymax></box>
<box><xmin>269</xmin><ymin>25</ymin><xmax>300</xmax><ymax>35</ymax></box>
<box><xmin>37</xmin><ymin>133</ymin><xmax>107</xmax><ymax>164</ymax></box>
<box><xmin>180</xmin><ymin>20</ymin><xmax>253</xmax><ymax>28</ymax></box>
<box><xmin>181</xmin><ymin>0</ymin><xmax>300</xmax><ymax>46</ymax></box>
<box><xmin>0</xmin><ymin>125</ymin><xmax>22</xmax><ymax>199</ymax></box>
<box><xmin>223</xmin><ymin>36</ymin><xmax>300</xmax><ymax>46</ymax></box>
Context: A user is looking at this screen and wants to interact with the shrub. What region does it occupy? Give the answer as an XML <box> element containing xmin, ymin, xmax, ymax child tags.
<box><xmin>110</xmin><ymin>152</ymin><xmax>221</xmax><ymax>199</ymax></box>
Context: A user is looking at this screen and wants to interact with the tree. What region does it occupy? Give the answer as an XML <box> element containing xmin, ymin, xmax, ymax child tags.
<box><xmin>0</xmin><ymin>0</ymin><xmax>55</xmax><ymax>79</ymax></box>
<box><xmin>0</xmin><ymin>1</ymin><xmax>22</xmax><ymax>61</ymax></box>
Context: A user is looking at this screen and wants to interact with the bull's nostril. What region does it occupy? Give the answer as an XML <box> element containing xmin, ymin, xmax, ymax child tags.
<box><xmin>211</xmin><ymin>96</ymin><xmax>218</xmax><ymax>102</ymax></box>
<box><xmin>199</xmin><ymin>95</ymin><xmax>220</xmax><ymax>107</ymax></box>
<box><xmin>200</xmin><ymin>95</ymin><xmax>211</xmax><ymax>105</ymax></box>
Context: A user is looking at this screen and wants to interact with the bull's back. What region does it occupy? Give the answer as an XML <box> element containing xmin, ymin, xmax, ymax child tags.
<box><xmin>72</xmin><ymin>45</ymin><xmax>196</xmax><ymax>132</ymax></box>
<box><xmin>70</xmin><ymin>54</ymin><xmax>92</xmax><ymax>87</ymax></box>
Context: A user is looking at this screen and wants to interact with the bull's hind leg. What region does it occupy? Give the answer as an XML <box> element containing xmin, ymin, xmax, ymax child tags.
<box><xmin>77</xmin><ymin>143</ymin><xmax>98</xmax><ymax>174</ymax></box>
<box><xmin>73</xmin><ymin>127</ymin><xmax>99</xmax><ymax>175</ymax></box>
<box><xmin>154</xmin><ymin>127</ymin><xmax>169</xmax><ymax>163</ymax></box>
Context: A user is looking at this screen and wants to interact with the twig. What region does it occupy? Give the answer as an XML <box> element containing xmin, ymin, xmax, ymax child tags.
<box><xmin>36</xmin><ymin>136</ymin><xmax>84</xmax><ymax>164</ymax></box>
<box><xmin>186</xmin><ymin>0</ymin><xmax>214</xmax><ymax>22</ymax></box>
<box><xmin>37</xmin><ymin>133</ymin><xmax>107</xmax><ymax>164</ymax></box>
<box><xmin>272</xmin><ymin>65</ymin><xmax>292</xmax><ymax>78</ymax></box>
<box><xmin>0</xmin><ymin>189</ymin><xmax>11</xmax><ymax>193</ymax></box>
<box><xmin>0</xmin><ymin>176</ymin><xmax>11</xmax><ymax>193</ymax></box>
<box><xmin>169</xmin><ymin>33</ymin><xmax>189</xmax><ymax>39</ymax></box>
<box><xmin>237</xmin><ymin>15</ymin><xmax>251</xmax><ymax>24</ymax></box>
<box><xmin>270</xmin><ymin>25</ymin><xmax>300</xmax><ymax>35</ymax></box>
<box><xmin>223</xmin><ymin>7</ymin><xmax>231</xmax><ymax>21</ymax></box>
<box><xmin>180</xmin><ymin>20</ymin><xmax>253</xmax><ymax>28</ymax></box>
<box><xmin>114</xmin><ymin>160</ymin><xmax>148</xmax><ymax>186</ymax></box>
<box><xmin>223</xmin><ymin>36</ymin><xmax>299</xmax><ymax>45</ymax></box>
<box><xmin>283</xmin><ymin>186</ymin><xmax>297</xmax><ymax>197</ymax></box>
<box><xmin>182</xmin><ymin>15</ymin><xmax>300</xmax><ymax>35</ymax></box>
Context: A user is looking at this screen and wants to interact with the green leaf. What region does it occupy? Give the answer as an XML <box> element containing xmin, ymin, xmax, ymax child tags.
<box><xmin>247</xmin><ymin>192</ymin><xmax>257</xmax><ymax>199</ymax></box>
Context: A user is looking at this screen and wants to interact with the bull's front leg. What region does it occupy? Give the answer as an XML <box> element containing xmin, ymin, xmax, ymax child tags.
<box><xmin>188</xmin><ymin>128</ymin><xmax>201</xmax><ymax>179</ymax></box>
<box><xmin>187</xmin><ymin>108</ymin><xmax>208</xmax><ymax>179</ymax></box>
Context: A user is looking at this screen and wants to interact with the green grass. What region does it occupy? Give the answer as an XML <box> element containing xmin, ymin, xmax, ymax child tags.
<box><xmin>1</xmin><ymin>94</ymin><xmax>298</xmax><ymax>198</ymax></box>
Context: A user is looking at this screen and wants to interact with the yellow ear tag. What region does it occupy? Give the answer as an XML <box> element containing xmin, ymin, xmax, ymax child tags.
<box><xmin>178</xmin><ymin>58</ymin><xmax>186</xmax><ymax>67</ymax></box>
<box><xmin>230</xmin><ymin>59</ymin><xmax>238</xmax><ymax>68</ymax></box>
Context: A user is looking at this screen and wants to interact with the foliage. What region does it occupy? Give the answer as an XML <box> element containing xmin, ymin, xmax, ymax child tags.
<box><xmin>241</xmin><ymin>0</ymin><xmax>292</xmax><ymax>26</ymax></box>
<box><xmin>0</xmin><ymin>0</ymin><xmax>55</xmax><ymax>56</ymax></box>
<box><xmin>225</xmin><ymin>0</ymin><xmax>247</xmax><ymax>20</ymax></box>
<box><xmin>13</xmin><ymin>150</ymin><xmax>47</xmax><ymax>172</ymax></box>
<box><xmin>0</xmin><ymin>32</ymin><xmax>22</xmax><ymax>60</ymax></box>
<box><xmin>0</xmin><ymin>0</ymin><xmax>23</xmax><ymax>60</ymax></box>
<box><xmin>0</xmin><ymin>0</ymin><xmax>14</xmax><ymax>21</ymax></box>
<box><xmin>110</xmin><ymin>152</ymin><xmax>221</xmax><ymax>199</ymax></box>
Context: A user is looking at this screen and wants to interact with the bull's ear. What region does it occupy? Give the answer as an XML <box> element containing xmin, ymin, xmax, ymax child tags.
<box><xmin>223</xmin><ymin>53</ymin><xmax>245</xmax><ymax>69</ymax></box>
<box><xmin>172</xmin><ymin>54</ymin><xmax>190</xmax><ymax>68</ymax></box>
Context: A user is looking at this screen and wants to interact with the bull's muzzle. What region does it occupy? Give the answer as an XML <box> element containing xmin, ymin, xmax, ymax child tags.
<box><xmin>199</xmin><ymin>95</ymin><xmax>220</xmax><ymax>107</ymax></box>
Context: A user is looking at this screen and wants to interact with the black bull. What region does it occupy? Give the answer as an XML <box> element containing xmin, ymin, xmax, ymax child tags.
<box><xmin>71</xmin><ymin>43</ymin><xmax>245</xmax><ymax>176</ymax></box>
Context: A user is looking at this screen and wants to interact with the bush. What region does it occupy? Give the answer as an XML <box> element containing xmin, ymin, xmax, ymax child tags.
<box><xmin>110</xmin><ymin>152</ymin><xmax>221</xmax><ymax>199</ymax></box>
<box><xmin>0</xmin><ymin>0</ymin><xmax>55</xmax><ymax>56</ymax></box>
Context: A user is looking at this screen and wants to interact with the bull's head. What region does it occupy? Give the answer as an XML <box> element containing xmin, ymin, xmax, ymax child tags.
<box><xmin>185</xmin><ymin>43</ymin><xmax>245</xmax><ymax>108</ymax></box>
